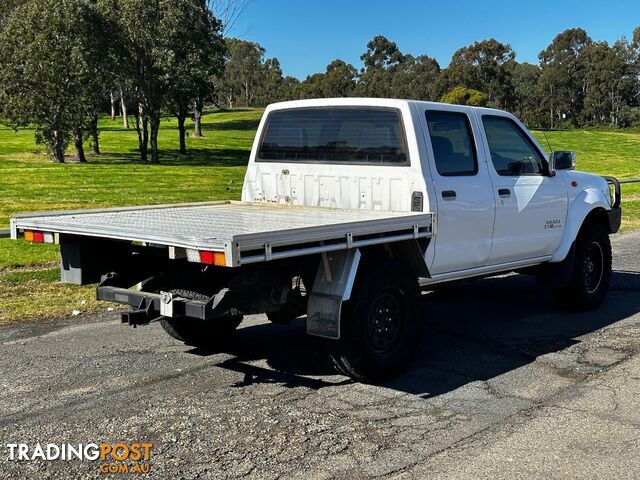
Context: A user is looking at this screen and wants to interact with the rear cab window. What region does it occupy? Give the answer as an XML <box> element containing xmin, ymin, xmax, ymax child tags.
<box><xmin>257</xmin><ymin>107</ymin><xmax>409</xmax><ymax>165</ymax></box>
<box><xmin>426</xmin><ymin>110</ymin><xmax>478</xmax><ymax>176</ymax></box>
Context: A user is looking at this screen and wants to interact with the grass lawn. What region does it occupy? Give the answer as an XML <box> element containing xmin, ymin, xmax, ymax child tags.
<box><xmin>0</xmin><ymin>109</ymin><xmax>261</xmax><ymax>323</ymax></box>
<box><xmin>0</xmin><ymin>112</ymin><xmax>638</xmax><ymax>323</ymax></box>
<box><xmin>532</xmin><ymin>129</ymin><xmax>640</xmax><ymax>230</ymax></box>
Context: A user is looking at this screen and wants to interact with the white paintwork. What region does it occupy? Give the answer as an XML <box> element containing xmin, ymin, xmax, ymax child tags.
<box><xmin>470</xmin><ymin>109</ymin><xmax>569</xmax><ymax>264</ymax></box>
<box><xmin>551</xmin><ymin>171</ymin><xmax>612</xmax><ymax>262</ymax></box>
<box><xmin>242</xmin><ymin>99</ymin><xmax>427</xmax><ymax>212</ymax></box>
<box><xmin>242</xmin><ymin>98</ymin><xmax>614</xmax><ymax>282</ymax></box>
<box><xmin>417</xmin><ymin>104</ymin><xmax>495</xmax><ymax>274</ymax></box>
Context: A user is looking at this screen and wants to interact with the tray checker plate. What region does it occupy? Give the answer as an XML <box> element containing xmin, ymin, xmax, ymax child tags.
<box><xmin>13</xmin><ymin>203</ymin><xmax>432</xmax><ymax>253</ymax></box>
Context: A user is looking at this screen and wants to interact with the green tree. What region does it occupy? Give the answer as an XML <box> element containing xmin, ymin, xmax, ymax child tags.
<box><xmin>301</xmin><ymin>73</ymin><xmax>326</xmax><ymax>98</ymax></box>
<box><xmin>440</xmin><ymin>86</ymin><xmax>488</xmax><ymax>107</ymax></box>
<box><xmin>300</xmin><ymin>59</ymin><xmax>357</xmax><ymax>98</ymax></box>
<box><xmin>108</xmin><ymin>0</ymin><xmax>163</xmax><ymax>162</ymax></box>
<box><xmin>191</xmin><ymin>1</ymin><xmax>242</xmax><ymax>137</ymax></box>
<box><xmin>539</xmin><ymin>28</ymin><xmax>592</xmax><ymax>128</ymax></box>
<box><xmin>164</xmin><ymin>0</ymin><xmax>224</xmax><ymax>154</ymax></box>
<box><xmin>581</xmin><ymin>41</ymin><xmax>633</xmax><ymax>126</ymax></box>
<box><xmin>391</xmin><ymin>54</ymin><xmax>441</xmax><ymax>100</ymax></box>
<box><xmin>323</xmin><ymin>60</ymin><xmax>357</xmax><ymax>97</ymax></box>
<box><xmin>255</xmin><ymin>58</ymin><xmax>284</xmax><ymax>105</ymax></box>
<box><xmin>442</xmin><ymin>39</ymin><xmax>515</xmax><ymax>109</ymax></box>
<box><xmin>511</xmin><ymin>62</ymin><xmax>543</xmax><ymax>127</ymax></box>
<box><xmin>220</xmin><ymin>39</ymin><xmax>265</xmax><ymax>107</ymax></box>
<box><xmin>277</xmin><ymin>76</ymin><xmax>302</xmax><ymax>101</ymax></box>
<box><xmin>0</xmin><ymin>0</ymin><xmax>113</xmax><ymax>163</ymax></box>
<box><xmin>630</xmin><ymin>26</ymin><xmax>640</xmax><ymax>106</ymax></box>
<box><xmin>356</xmin><ymin>35</ymin><xmax>406</xmax><ymax>98</ymax></box>
<box><xmin>0</xmin><ymin>0</ymin><xmax>23</xmax><ymax>30</ymax></box>
<box><xmin>110</xmin><ymin>0</ymin><xmax>223</xmax><ymax>162</ymax></box>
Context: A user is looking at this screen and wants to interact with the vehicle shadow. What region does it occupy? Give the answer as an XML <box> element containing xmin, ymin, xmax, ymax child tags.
<box><xmin>188</xmin><ymin>270</ymin><xmax>640</xmax><ymax>396</ymax></box>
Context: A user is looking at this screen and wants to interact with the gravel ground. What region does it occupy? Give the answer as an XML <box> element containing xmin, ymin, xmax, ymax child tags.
<box><xmin>1</xmin><ymin>231</ymin><xmax>639</xmax><ymax>479</ymax></box>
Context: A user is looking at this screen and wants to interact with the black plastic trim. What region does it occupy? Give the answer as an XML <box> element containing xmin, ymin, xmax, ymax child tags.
<box><xmin>607</xmin><ymin>207</ymin><xmax>622</xmax><ymax>234</ymax></box>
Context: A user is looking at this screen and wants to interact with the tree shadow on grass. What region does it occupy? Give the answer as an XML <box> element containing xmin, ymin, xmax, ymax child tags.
<box><xmin>97</xmin><ymin>126</ymin><xmax>140</xmax><ymax>132</ymax></box>
<box><xmin>100</xmin><ymin>110</ymin><xmax>260</xmax><ymax>133</ymax></box>
<box><xmin>198</xmin><ymin>118</ymin><xmax>261</xmax><ymax>132</ymax></box>
<box><xmin>154</xmin><ymin>118</ymin><xmax>260</xmax><ymax>132</ymax></box>
<box><xmin>87</xmin><ymin>148</ymin><xmax>250</xmax><ymax>167</ymax></box>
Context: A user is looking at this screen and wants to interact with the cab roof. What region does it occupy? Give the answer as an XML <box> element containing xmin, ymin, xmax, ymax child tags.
<box><xmin>266</xmin><ymin>97</ymin><xmax>508</xmax><ymax>117</ymax></box>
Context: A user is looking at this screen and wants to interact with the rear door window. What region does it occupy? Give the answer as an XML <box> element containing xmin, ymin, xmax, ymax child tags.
<box><xmin>426</xmin><ymin>111</ymin><xmax>478</xmax><ymax>176</ymax></box>
<box><xmin>257</xmin><ymin>107</ymin><xmax>409</xmax><ymax>165</ymax></box>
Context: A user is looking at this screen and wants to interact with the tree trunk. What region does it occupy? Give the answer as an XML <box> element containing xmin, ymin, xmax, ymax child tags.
<box><xmin>134</xmin><ymin>112</ymin><xmax>141</xmax><ymax>148</ymax></box>
<box><xmin>75</xmin><ymin>128</ymin><xmax>86</xmax><ymax>163</ymax></box>
<box><xmin>149</xmin><ymin>113</ymin><xmax>161</xmax><ymax>164</ymax></box>
<box><xmin>142</xmin><ymin>117</ymin><xmax>149</xmax><ymax>161</ymax></box>
<box><xmin>90</xmin><ymin>115</ymin><xmax>100</xmax><ymax>154</ymax></box>
<box><xmin>110</xmin><ymin>90</ymin><xmax>116</xmax><ymax>120</ymax></box>
<box><xmin>244</xmin><ymin>81</ymin><xmax>251</xmax><ymax>107</ymax></box>
<box><xmin>120</xmin><ymin>89</ymin><xmax>129</xmax><ymax>129</ymax></box>
<box><xmin>193</xmin><ymin>98</ymin><xmax>204</xmax><ymax>137</ymax></box>
<box><xmin>178</xmin><ymin>113</ymin><xmax>187</xmax><ymax>154</ymax></box>
<box><xmin>135</xmin><ymin>104</ymin><xmax>148</xmax><ymax>162</ymax></box>
<box><xmin>52</xmin><ymin>130</ymin><xmax>65</xmax><ymax>163</ymax></box>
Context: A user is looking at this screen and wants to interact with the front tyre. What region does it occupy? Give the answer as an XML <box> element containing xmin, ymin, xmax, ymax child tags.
<box><xmin>328</xmin><ymin>260</ymin><xmax>420</xmax><ymax>383</ymax></box>
<box><xmin>554</xmin><ymin>223</ymin><xmax>612</xmax><ymax>310</ymax></box>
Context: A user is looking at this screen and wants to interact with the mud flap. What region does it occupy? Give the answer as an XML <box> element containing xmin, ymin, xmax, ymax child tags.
<box><xmin>306</xmin><ymin>249</ymin><xmax>361</xmax><ymax>340</ymax></box>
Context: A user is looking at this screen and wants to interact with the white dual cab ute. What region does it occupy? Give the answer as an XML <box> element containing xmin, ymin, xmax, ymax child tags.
<box><xmin>11</xmin><ymin>98</ymin><xmax>622</xmax><ymax>383</ymax></box>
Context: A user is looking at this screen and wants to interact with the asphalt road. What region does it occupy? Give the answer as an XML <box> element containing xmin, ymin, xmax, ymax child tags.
<box><xmin>1</xmin><ymin>231</ymin><xmax>639</xmax><ymax>479</ymax></box>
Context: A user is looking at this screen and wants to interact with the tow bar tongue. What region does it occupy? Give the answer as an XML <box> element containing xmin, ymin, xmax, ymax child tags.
<box><xmin>121</xmin><ymin>309</ymin><xmax>154</xmax><ymax>327</ymax></box>
<box><xmin>121</xmin><ymin>291</ymin><xmax>183</xmax><ymax>327</ymax></box>
<box><xmin>121</xmin><ymin>295</ymin><xmax>158</xmax><ymax>328</ymax></box>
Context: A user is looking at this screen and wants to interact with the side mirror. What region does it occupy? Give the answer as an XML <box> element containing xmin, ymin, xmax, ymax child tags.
<box><xmin>550</xmin><ymin>150</ymin><xmax>576</xmax><ymax>171</ymax></box>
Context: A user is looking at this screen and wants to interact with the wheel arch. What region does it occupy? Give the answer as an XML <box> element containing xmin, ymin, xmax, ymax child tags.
<box><xmin>551</xmin><ymin>188</ymin><xmax>611</xmax><ymax>263</ymax></box>
<box><xmin>306</xmin><ymin>239</ymin><xmax>429</xmax><ymax>340</ymax></box>
<box><xmin>359</xmin><ymin>239</ymin><xmax>431</xmax><ymax>279</ymax></box>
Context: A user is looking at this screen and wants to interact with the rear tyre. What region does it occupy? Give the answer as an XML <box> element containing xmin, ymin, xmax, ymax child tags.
<box><xmin>553</xmin><ymin>223</ymin><xmax>612</xmax><ymax>310</ymax></box>
<box><xmin>266</xmin><ymin>285</ymin><xmax>306</xmax><ymax>324</ymax></box>
<box><xmin>328</xmin><ymin>260</ymin><xmax>420</xmax><ymax>383</ymax></box>
<box><xmin>159</xmin><ymin>289</ymin><xmax>242</xmax><ymax>348</ymax></box>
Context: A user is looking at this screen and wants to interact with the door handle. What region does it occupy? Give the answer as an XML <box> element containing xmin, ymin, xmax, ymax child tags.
<box><xmin>442</xmin><ymin>190</ymin><xmax>456</xmax><ymax>200</ymax></box>
<box><xmin>498</xmin><ymin>188</ymin><xmax>511</xmax><ymax>197</ymax></box>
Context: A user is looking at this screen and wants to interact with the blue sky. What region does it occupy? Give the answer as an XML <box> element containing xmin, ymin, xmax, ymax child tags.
<box><xmin>229</xmin><ymin>0</ymin><xmax>640</xmax><ymax>79</ymax></box>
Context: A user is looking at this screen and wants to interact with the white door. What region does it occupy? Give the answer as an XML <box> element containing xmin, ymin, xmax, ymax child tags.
<box><xmin>478</xmin><ymin>114</ymin><xmax>568</xmax><ymax>264</ymax></box>
<box><xmin>424</xmin><ymin>109</ymin><xmax>496</xmax><ymax>275</ymax></box>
